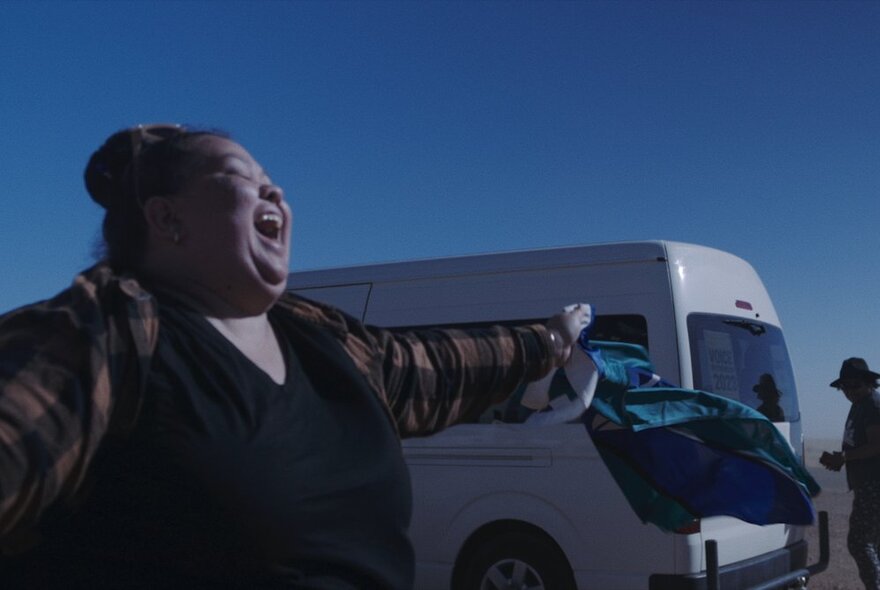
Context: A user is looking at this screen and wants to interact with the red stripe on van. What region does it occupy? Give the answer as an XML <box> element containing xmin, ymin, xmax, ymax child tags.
<box><xmin>675</xmin><ymin>520</ymin><xmax>701</xmax><ymax>535</ymax></box>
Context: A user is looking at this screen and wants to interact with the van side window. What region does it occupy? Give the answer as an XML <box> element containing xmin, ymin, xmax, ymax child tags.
<box><xmin>389</xmin><ymin>315</ymin><xmax>648</xmax><ymax>424</ymax></box>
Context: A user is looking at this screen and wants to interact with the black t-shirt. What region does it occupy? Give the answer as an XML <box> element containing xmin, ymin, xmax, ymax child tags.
<box><xmin>843</xmin><ymin>389</ymin><xmax>880</xmax><ymax>491</ymax></box>
<box><xmin>6</xmin><ymin>302</ymin><xmax>413</xmax><ymax>589</ymax></box>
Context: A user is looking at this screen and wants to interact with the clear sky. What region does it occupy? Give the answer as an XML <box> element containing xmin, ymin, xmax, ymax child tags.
<box><xmin>1</xmin><ymin>1</ymin><xmax>878</xmax><ymax>440</ymax></box>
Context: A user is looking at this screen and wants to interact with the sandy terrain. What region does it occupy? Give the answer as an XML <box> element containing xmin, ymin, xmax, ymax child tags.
<box><xmin>803</xmin><ymin>439</ymin><xmax>862</xmax><ymax>589</ymax></box>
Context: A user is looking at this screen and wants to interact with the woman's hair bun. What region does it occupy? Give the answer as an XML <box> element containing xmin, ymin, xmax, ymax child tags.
<box><xmin>84</xmin><ymin>129</ymin><xmax>135</xmax><ymax>209</ymax></box>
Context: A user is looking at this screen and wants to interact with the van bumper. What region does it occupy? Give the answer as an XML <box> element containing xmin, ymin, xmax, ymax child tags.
<box><xmin>648</xmin><ymin>540</ymin><xmax>807</xmax><ymax>590</ymax></box>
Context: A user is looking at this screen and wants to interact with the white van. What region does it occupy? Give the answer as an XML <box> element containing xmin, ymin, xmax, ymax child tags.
<box><xmin>287</xmin><ymin>241</ymin><xmax>819</xmax><ymax>590</ymax></box>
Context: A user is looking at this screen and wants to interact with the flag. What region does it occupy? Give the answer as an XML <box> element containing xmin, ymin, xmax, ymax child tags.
<box><xmin>524</xmin><ymin>332</ymin><xmax>820</xmax><ymax>532</ymax></box>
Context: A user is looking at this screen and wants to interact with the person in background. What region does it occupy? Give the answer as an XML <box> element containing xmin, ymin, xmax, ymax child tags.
<box><xmin>753</xmin><ymin>373</ymin><xmax>785</xmax><ymax>422</ymax></box>
<box><xmin>820</xmin><ymin>357</ymin><xmax>880</xmax><ymax>590</ymax></box>
<box><xmin>0</xmin><ymin>124</ymin><xmax>590</xmax><ymax>589</ymax></box>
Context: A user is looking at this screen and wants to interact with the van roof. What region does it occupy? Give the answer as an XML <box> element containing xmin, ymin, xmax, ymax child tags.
<box><xmin>287</xmin><ymin>240</ymin><xmax>732</xmax><ymax>288</ymax></box>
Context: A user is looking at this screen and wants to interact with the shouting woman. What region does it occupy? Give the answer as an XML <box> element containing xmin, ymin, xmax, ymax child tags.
<box><xmin>0</xmin><ymin>124</ymin><xmax>589</xmax><ymax>589</ymax></box>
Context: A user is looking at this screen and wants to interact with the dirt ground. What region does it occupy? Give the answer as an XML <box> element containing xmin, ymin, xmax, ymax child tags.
<box><xmin>804</xmin><ymin>440</ymin><xmax>862</xmax><ymax>589</ymax></box>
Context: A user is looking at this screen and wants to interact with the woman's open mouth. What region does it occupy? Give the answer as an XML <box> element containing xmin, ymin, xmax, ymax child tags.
<box><xmin>254</xmin><ymin>211</ymin><xmax>284</xmax><ymax>241</ymax></box>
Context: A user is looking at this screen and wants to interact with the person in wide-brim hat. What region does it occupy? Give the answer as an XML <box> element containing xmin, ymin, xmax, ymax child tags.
<box><xmin>830</xmin><ymin>357</ymin><xmax>880</xmax><ymax>389</ymax></box>
<box><xmin>820</xmin><ymin>356</ymin><xmax>880</xmax><ymax>588</ymax></box>
<box><xmin>753</xmin><ymin>373</ymin><xmax>784</xmax><ymax>421</ymax></box>
<box><xmin>753</xmin><ymin>373</ymin><xmax>783</xmax><ymax>399</ymax></box>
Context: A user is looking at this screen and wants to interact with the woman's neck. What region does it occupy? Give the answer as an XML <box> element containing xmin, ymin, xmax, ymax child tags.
<box><xmin>206</xmin><ymin>314</ymin><xmax>287</xmax><ymax>385</ymax></box>
<box><xmin>139</xmin><ymin>263</ymin><xmax>277</xmax><ymax>319</ymax></box>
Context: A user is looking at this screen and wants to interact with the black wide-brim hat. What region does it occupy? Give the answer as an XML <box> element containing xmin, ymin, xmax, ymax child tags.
<box><xmin>752</xmin><ymin>373</ymin><xmax>782</xmax><ymax>398</ymax></box>
<box><xmin>830</xmin><ymin>357</ymin><xmax>880</xmax><ymax>388</ymax></box>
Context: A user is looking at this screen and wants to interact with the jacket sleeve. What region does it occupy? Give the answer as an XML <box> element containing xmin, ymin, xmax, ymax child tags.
<box><xmin>351</xmin><ymin>321</ymin><xmax>557</xmax><ymax>437</ymax></box>
<box><xmin>271</xmin><ymin>294</ymin><xmax>558</xmax><ymax>438</ymax></box>
<box><xmin>0</xmin><ymin>266</ymin><xmax>151</xmax><ymax>542</ymax></box>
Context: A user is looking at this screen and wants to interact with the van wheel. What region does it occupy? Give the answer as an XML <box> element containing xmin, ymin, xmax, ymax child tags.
<box><xmin>459</xmin><ymin>531</ymin><xmax>575</xmax><ymax>590</ymax></box>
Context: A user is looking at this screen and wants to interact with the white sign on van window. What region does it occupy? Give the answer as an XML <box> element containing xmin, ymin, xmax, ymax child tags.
<box><xmin>704</xmin><ymin>330</ymin><xmax>740</xmax><ymax>399</ymax></box>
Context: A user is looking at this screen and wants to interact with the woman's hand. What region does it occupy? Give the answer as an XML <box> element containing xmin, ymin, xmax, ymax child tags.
<box><xmin>546</xmin><ymin>303</ymin><xmax>593</xmax><ymax>367</ymax></box>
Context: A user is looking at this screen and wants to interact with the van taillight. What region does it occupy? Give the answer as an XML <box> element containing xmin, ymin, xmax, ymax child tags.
<box><xmin>675</xmin><ymin>520</ymin><xmax>701</xmax><ymax>535</ymax></box>
<box><xmin>735</xmin><ymin>300</ymin><xmax>753</xmax><ymax>310</ymax></box>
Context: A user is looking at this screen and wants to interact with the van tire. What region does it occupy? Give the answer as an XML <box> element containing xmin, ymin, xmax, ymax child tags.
<box><xmin>458</xmin><ymin>531</ymin><xmax>576</xmax><ymax>590</ymax></box>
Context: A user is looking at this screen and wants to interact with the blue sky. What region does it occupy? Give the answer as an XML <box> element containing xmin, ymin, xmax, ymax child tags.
<box><xmin>1</xmin><ymin>0</ymin><xmax>878</xmax><ymax>440</ymax></box>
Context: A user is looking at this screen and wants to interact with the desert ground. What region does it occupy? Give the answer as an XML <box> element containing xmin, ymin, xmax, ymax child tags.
<box><xmin>804</xmin><ymin>439</ymin><xmax>862</xmax><ymax>589</ymax></box>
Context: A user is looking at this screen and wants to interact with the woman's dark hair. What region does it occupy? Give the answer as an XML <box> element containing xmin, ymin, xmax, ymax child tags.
<box><xmin>84</xmin><ymin>125</ymin><xmax>228</xmax><ymax>271</ymax></box>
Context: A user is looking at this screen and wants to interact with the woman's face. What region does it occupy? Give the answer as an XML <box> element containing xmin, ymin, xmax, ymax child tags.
<box><xmin>168</xmin><ymin>136</ymin><xmax>292</xmax><ymax>314</ymax></box>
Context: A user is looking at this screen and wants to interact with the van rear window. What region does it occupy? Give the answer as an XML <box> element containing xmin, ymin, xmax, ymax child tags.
<box><xmin>687</xmin><ymin>313</ymin><xmax>800</xmax><ymax>423</ymax></box>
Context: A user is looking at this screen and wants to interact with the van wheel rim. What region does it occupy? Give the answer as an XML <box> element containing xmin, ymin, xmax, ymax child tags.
<box><xmin>479</xmin><ymin>558</ymin><xmax>545</xmax><ymax>590</ymax></box>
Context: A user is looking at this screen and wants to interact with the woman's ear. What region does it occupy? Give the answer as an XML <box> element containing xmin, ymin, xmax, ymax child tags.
<box><xmin>142</xmin><ymin>196</ymin><xmax>183</xmax><ymax>244</ymax></box>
